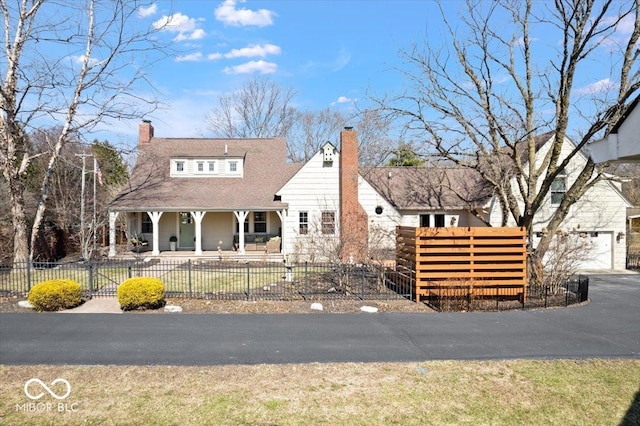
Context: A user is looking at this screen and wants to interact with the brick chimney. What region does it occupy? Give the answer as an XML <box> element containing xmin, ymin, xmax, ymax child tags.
<box><xmin>139</xmin><ymin>120</ymin><xmax>154</xmax><ymax>145</ymax></box>
<box><xmin>339</xmin><ymin>127</ymin><xmax>368</xmax><ymax>262</ymax></box>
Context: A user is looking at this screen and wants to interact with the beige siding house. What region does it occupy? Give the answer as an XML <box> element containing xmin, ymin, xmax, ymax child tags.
<box><xmin>109</xmin><ymin>123</ymin><xmax>630</xmax><ymax>270</ymax></box>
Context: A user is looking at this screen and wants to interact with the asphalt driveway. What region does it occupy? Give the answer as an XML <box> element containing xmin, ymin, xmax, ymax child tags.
<box><xmin>1</xmin><ymin>274</ymin><xmax>638</xmax><ymax>365</ymax></box>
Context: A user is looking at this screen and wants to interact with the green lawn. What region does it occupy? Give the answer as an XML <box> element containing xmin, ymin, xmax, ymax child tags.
<box><xmin>1</xmin><ymin>360</ymin><xmax>638</xmax><ymax>425</ymax></box>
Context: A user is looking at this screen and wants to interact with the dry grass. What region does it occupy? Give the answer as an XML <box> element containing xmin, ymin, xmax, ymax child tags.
<box><xmin>1</xmin><ymin>360</ymin><xmax>638</xmax><ymax>425</ymax></box>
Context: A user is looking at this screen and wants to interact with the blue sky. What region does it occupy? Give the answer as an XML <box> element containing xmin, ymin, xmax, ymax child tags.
<box><xmin>92</xmin><ymin>0</ymin><xmax>634</xmax><ymax>148</ymax></box>
<box><xmin>95</xmin><ymin>0</ymin><xmax>457</xmax><ymax>145</ymax></box>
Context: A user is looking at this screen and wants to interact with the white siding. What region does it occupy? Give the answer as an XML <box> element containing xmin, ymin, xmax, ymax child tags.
<box><xmin>357</xmin><ymin>176</ymin><xmax>402</xmax><ymax>254</ymax></box>
<box><xmin>488</xmin><ymin>136</ymin><xmax>630</xmax><ymax>270</ymax></box>
<box><xmin>277</xmin><ymin>145</ymin><xmax>341</xmax><ymax>260</ymax></box>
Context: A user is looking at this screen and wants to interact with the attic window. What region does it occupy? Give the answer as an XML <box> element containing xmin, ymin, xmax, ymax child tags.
<box><xmin>176</xmin><ymin>161</ymin><xmax>184</xmax><ymax>172</ymax></box>
<box><xmin>375</xmin><ymin>206</ymin><xmax>383</xmax><ymax>215</ymax></box>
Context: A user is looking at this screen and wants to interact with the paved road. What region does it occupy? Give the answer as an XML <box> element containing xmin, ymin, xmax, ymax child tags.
<box><xmin>1</xmin><ymin>274</ymin><xmax>638</xmax><ymax>365</ymax></box>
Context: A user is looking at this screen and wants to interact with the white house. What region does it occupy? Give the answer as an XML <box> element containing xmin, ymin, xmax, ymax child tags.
<box><xmin>487</xmin><ymin>134</ymin><xmax>631</xmax><ymax>270</ymax></box>
<box><xmin>589</xmin><ymin>96</ymin><xmax>640</xmax><ymax>163</ymax></box>
<box><xmin>109</xmin><ymin>123</ymin><xmax>630</xmax><ymax>270</ymax></box>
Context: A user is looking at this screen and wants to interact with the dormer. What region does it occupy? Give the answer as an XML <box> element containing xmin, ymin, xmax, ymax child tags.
<box><xmin>322</xmin><ymin>142</ymin><xmax>336</xmax><ymax>167</ymax></box>
<box><xmin>170</xmin><ymin>156</ymin><xmax>244</xmax><ymax>178</ymax></box>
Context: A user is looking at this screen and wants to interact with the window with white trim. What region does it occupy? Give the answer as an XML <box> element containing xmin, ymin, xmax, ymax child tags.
<box><xmin>254</xmin><ymin>212</ymin><xmax>267</xmax><ymax>233</ymax></box>
<box><xmin>229</xmin><ymin>161</ymin><xmax>237</xmax><ymax>172</ymax></box>
<box><xmin>551</xmin><ymin>171</ymin><xmax>567</xmax><ymax>206</ymax></box>
<box><xmin>176</xmin><ymin>161</ymin><xmax>185</xmax><ymax>172</ymax></box>
<box><xmin>321</xmin><ymin>211</ymin><xmax>335</xmax><ymax>235</ymax></box>
<box><xmin>141</xmin><ymin>213</ymin><xmax>153</xmax><ymax>233</ymax></box>
<box><xmin>299</xmin><ymin>211</ymin><xmax>308</xmax><ymax>234</ymax></box>
<box><xmin>208</xmin><ymin>161</ymin><xmax>215</xmax><ymax>172</ymax></box>
<box><xmin>197</xmin><ymin>161</ymin><xmax>204</xmax><ymax>172</ymax></box>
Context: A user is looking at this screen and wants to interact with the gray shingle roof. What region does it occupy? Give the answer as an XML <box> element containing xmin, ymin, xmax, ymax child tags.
<box><xmin>110</xmin><ymin>137</ymin><xmax>302</xmax><ymax>211</ymax></box>
<box><xmin>361</xmin><ymin>167</ymin><xmax>494</xmax><ymax>210</ymax></box>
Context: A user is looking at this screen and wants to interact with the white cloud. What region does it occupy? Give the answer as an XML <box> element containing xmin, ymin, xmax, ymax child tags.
<box><xmin>225</xmin><ymin>43</ymin><xmax>281</xmax><ymax>58</ymax></box>
<box><xmin>331</xmin><ymin>49</ymin><xmax>351</xmax><ymax>72</ymax></box>
<box><xmin>206</xmin><ymin>43</ymin><xmax>281</xmax><ymax>61</ymax></box>
<box><xmin>138</xmin><ymin>4</ymin><xmax>157</xmax><ymax>18</ymax></box>
<box><xmin>175</xmin><ymin>28</ymin><xmax>206</xmax><ymax>42</ymax></box>
<box><xmin>214</xmin><ymin>0</ymin><xmax>275</xmax><ymax>27</ymax></box>
<box><xmin>176</xmin><ymin>52</ymin><xmax>204</xmax><ymax>62</ymax></box>
<box><xmin>223</xmin><ymin>60</ymin><xmax>277</xmax><ymax>74</ymax></box>
<box><xmin>72</xmin><ymin>54</ymin><xmax>102</xmax><ymax>67</ymax></box>
<box><xmin>331</xmin><ymin>96</ymin><xmax>357</xmax><ymax>106</ymax></box>
<box><xmin>575</xmin><ymin>78</ymin><xmax>617</xmax><ymax>95</ymax></box>
<box><xmin>152</xmin><ymin>12</ymin><xmax>206</xmax><ymax>42</ymax></box>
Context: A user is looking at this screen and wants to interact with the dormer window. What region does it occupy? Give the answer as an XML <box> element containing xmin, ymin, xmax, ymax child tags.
<box><xmin>170</xmin><ymin>157</ymin><xmax>243</xmax><ymax>177</ymax></box>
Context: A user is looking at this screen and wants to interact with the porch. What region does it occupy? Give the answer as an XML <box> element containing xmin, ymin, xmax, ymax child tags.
<box><xmin>108</xmin><ymin>209</ymin><xmax>287</xmax><ymax>258</ymax></box>
<box><xmin>120</xmin><ymin>248</ymin><xmax>285</xmax><ymax>262</ymax></box>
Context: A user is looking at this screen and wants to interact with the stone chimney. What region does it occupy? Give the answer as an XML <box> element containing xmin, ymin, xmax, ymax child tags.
<box><xmin>339</xmin><ymin>127</ymin><xmax>368</xmax><ymax>262</ymax></box>
<box><xmin>139</xmin><ymin>120</ymin><xmax>154</xmax><ymax>145</ymax></box>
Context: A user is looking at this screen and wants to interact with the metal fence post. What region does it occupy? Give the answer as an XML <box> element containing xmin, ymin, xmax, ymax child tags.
<box><xmin>304</xmin><ymin>262</ymin><xmax>308</xmax><ymax>299</ymax></box>
<box><xmin>409</xmin><ymin>262</ymin><xmax>414</xmax><ymax>302</ymax></box>
<box><xmin>361</xmin><ymin>265</ymin><xmax>366</xmax><ymax>299</ymax></box>
<box><xmin>88</xmin><ymin>262</ymin><xmax>94</xmax><ymax>295</ymax></box>
<box><xmin>246</xmin><ymin>263</ymin><xmax>251</xmax><ymax>301</ymax></box>
<box><xmin>544</xmin><ymin>285</ymin><xmax>548</xmax><ymax>309</ymax></box>
<box><xmin>26</xmin><ymin>259</ymin><xmax>32</xmax><ymax>293</ymax></box>
<box><xmin>188</xmin><ymin>259</ymin><xmax>192</xmax><ymax>299</ymax></box>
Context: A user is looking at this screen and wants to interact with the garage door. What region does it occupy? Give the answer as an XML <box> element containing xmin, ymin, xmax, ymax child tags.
<box><xmin>533</xmin><ymin>231</ymin><xmax>613</xmax><ymax>270</ymax></box>
<box><xmin>577</xmin><ymin>232</ymin><xmax>613</xmax><ymax>270</ymax></box>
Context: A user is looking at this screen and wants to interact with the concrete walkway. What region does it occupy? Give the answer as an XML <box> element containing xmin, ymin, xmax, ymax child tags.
<box><xmin>61</xmin><ymin>298</ymin><xmax>122</xmax><ymax>314</ymax></box>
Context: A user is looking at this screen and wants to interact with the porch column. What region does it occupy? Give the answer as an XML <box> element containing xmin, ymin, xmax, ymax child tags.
<box><xmin>276</xmin><ymin>210</ymin><xmax>286</xmax><ymax>255</ymax></box>
<box><xmin>147</xmin><ymin>211</ymin><xmax>163</xmax><ymax>255</ymax></box>
<box><xmin>108</xmin><ymin>211</ymin><xmax>120</xmax><ymax>257</ymax></box>
<box><xmin>191</xmin><ymin>211</ymin><xmax>206</xmax><ymax>256</ymax></box>
<box><xmin>234</xmin><ymin>210</ymin><xmax>249</xmax><ymax>254</ymax></box>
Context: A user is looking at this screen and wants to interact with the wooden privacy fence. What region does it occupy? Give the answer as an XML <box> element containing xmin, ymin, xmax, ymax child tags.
<box><xmin>396</xmin><ymin>226</ymin><xmax>527</xmax><ymax>303</ymax></box>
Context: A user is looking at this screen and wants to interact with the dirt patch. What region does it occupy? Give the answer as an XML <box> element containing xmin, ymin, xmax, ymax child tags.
<box><xmin>0</xmin><ymin>295</ymin><xmax>435</xmax><ymax>314</ymax></box>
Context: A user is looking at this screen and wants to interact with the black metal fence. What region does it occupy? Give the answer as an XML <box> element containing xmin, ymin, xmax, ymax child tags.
<box><xmin>627</xmin><ymin>252</ymin><xmax>640</xmax><ymax>271</ymax></box>
<box><xmin>424</xmin><ymin>275</ymin><xmax>589</xmax><ymax>312</ymax></box>
<box><xmin>0</xmin><ymin>259</ymin><xmax>589</xmax><ymax>310</ymax></box>
<box><xmin>0</xmin><ymin>259</ymin><xmax>411</xmax><ymax>302</ymax></box>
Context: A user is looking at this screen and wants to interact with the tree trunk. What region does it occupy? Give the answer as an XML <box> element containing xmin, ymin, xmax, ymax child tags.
<box><xmin>9</xmin><ymin>180</ymin><xmax>29</xmax><ymax>263</ymax></box>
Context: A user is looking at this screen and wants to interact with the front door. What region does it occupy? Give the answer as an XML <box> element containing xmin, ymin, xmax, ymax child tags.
<box><xmin>179</xmin><ymin>212</ymin><xmax>195</xmax><ymax>249</ymax></box>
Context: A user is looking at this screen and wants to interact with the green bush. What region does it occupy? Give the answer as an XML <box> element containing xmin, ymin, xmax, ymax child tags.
<box><xmin>117</xmin><ymin>277</ymin><xmax>165</xmax><ymax>311</ymax></box>
<box><xmin>28</xmin><ymin>279</ymin><xmax>83</xmax><ymax>312</ymax></box>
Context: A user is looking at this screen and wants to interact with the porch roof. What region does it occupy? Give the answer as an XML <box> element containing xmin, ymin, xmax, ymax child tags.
<box><xmin>110</xmin><ymin>137</ymin><xmax>302</xmax><ymax>212</ymax></box>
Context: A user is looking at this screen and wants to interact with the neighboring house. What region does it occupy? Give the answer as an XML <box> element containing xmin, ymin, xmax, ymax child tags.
<box><xmin>109</xmin><ymin>122</ymin><xmax>630</xmax><ymax>270</ymax></box>
<box><xmin>589</xmin><ymin>96</ymin><xmax>640</xmax><ymax>163</ymax></box>
<box><xmin>486</xmin><ymin>133</ymin><xmax>631</xmax><ymax>270</ymax></box>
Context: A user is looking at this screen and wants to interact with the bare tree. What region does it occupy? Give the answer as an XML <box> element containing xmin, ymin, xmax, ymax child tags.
<box><xmin>207</xmin><ymin>76</ymin><xmax>297</xmax><ymax>139</ymax></box>
<box><xmin>0</xmin><ymin>0</ymin><xmax>166</xmax><ymax>263</ymax></box>
<box><xmin>287</xmin><ymin>108</ymin><xmax>347</xmax><ymax>163</ymax></box>
<box><xmin>377</xmin><ymin>0</ymin><xmax>639</xmax><ymax>280</ymax></box>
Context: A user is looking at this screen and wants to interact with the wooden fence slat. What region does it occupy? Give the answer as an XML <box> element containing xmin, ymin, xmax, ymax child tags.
<box><xmin>396</xmin><ymin>226</ymin><xmax>527</xmax><ymax>303</ymax></box>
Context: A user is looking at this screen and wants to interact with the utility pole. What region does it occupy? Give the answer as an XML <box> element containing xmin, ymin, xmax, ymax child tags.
<box><xmin>75</xmin><ymin>152</ymin><xmax>92</xmax><ymax>260</ymax></box>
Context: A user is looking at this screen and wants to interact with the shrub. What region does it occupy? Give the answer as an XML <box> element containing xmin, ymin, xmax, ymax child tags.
<box><xmin>117</xmin><ymin>277</ymin><xmax>165</xmax><ymax>311</ymax></box>
<box><xmin>28</xmin><ymin>279</ymin><xmax>83</xmax><ymax>312</ymax></box>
